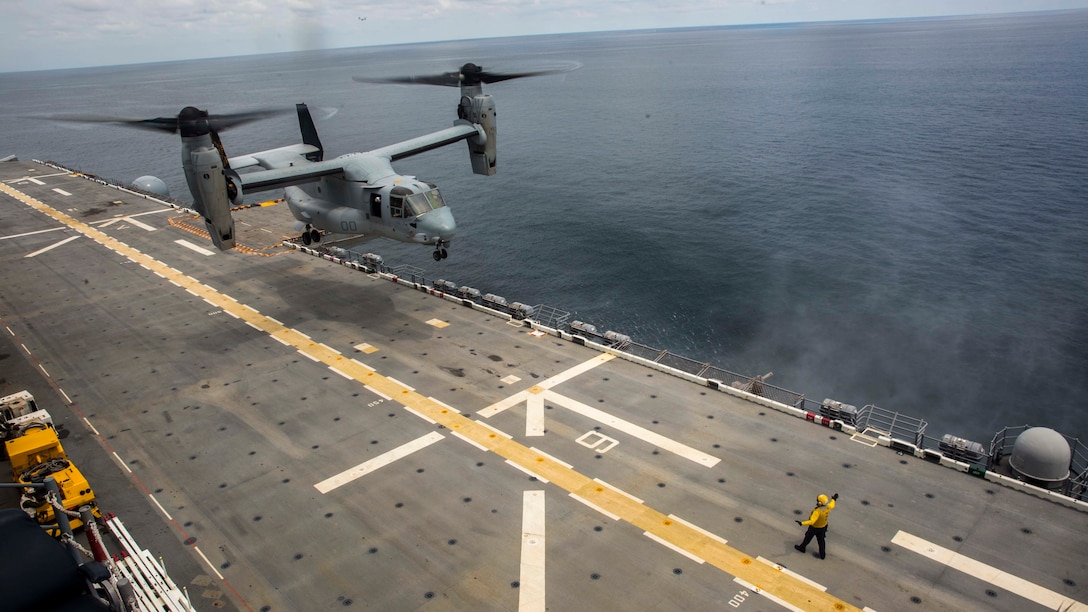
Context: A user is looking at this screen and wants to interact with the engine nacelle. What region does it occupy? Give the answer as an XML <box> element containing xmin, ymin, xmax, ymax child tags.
<box><xmin>225</xmin><ymin>170</ymin><xmax>244</xmax><ymax>206</ymax></box>
<box><xmin>460</xmin><ymin>94</ymin><xmax>496</xmax><ymax>176</ymax></box>
<box><xmin>189</xmin><ymin>148</ymin><xmax>236</xmax><ymax>250</ymax></box>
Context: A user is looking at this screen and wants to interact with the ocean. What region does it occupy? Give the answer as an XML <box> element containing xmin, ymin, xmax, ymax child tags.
<box><xmin>2</xmin><ymin>10</ymin><xmax>1086</xmax><ymax>446</ymax></box>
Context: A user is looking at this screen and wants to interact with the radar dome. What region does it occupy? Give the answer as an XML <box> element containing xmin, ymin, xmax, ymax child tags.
<box><xmin>1009</xmin><ymin>427</ymin><xmax>1071</xmax><ymax>484</ymax></box>
<box><xmin>132</xmin><ymin>175</ymin><xmax>169</xmax><ymax>197</ymax></box>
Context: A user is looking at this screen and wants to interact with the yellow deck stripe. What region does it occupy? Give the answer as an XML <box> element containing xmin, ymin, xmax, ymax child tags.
<box><xmin>2</xmin><ymin>181</ymin><xmax>861</xmax><ymax>612</ymax></box>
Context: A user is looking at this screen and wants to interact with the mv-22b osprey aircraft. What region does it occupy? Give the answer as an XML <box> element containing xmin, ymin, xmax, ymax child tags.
<box><xmin>80</xmin><ymin>63</ymin><xmax>576</xmax><ymax>261</ymax></box>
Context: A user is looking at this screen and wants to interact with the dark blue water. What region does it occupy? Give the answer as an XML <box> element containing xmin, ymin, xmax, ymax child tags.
<box><xmin>2</xmin><ymin>11</ymin><xmax>1086</xmax><ymax>445</ymax></box>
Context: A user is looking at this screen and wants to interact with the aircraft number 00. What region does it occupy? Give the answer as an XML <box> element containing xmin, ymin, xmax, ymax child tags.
<box><xmin>341</xmin><ymin>221</ymin><xmax>358</xmax><ymax>231</ymax></box>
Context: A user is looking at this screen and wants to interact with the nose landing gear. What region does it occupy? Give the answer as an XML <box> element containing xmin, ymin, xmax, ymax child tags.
<box><xmin>301</xmin><ymin>225</ymin><xmax>321</xmax><ymax>246</ymax></box>
<box><xmin>432</xmin><ymin>240</ymin><xmax>449</xmax><ymax>261</ymax></box>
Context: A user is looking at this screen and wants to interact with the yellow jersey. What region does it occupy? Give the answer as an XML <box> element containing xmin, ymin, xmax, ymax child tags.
<box><xmin>801</xmin><ymin>498</ymin><xmax>835</xmax><ymax>528</ymax></box>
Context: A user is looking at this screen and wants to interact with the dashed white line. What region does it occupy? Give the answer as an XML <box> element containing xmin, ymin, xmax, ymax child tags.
<box><xmin>365</xmin><ymin>386</ymin><xmax>392</xmax><ymax>401</ymax></box>
<box><xmin>667</xmin><ymin>514</ymin><xmax>729</xmax><ymax>545</ymax></box>
<box><xmin>192</xmin><ymin>545</ymin><xmax>225</xmax><ymax>580</ymax></box>
<box><xmin>643</xmin><ymin>531</ymin><xmax>706</xmax><ymax>564</ymax></box>
<box><xmin>450</xmin><ymin>431</ymin><xmax>490</xmax><ymax>452</ymax></box>
<box><xmin>593</xmin><ymin>478</ymin><xmax>643</xmax><ymax>504</ymax></box>
<box><xmin>757</xmin><ymin>557</ymin><xmax>827</xmax><ymax>592</ymax></box>
<box><xmin>401</xmin><ymin>405</ymin><xmax>436</xmax><ymax>424</ymax></box>
<box><xmin>328</xmin><ymin>366</ymin><xmax>353</xmax><ymax>380</ymax></box>
<box><xmin>112</xmin><ymin>452</ymin><xmax>132</xmax><ymax>474</ymax></box>
<box><xmin>83</xmin><ymin>417</ymin><xmax>100</xmax><ymax>436</ymax></box>
<box><xmin>734</xmin><ymin>577</ymin><xmax>805</xmax><ymax>612</ymax></box>
<box><xmin>148</xmin><ymin>494</ymin><xmax>174</xmax><ymax>521</ymax></box>
<box><xmin>506</xmin><ymin>460</ymin><xmax>550</xmax><ymax>484</ymax></box>
<box><xmin>530</xmin><ymin>447</ymin><xmax>573</xmax><ymax>470</ymax></box>
<box><xmin>568</xmin><ymin>493</ymin><xmax>619</xmax><ymax>521</ymax></box>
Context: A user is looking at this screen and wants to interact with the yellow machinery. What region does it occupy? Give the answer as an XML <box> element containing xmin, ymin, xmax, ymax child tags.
<box><xmin>1</xmin><ymin>392</ymin><xmax>99</xmax><ymax>531</ymax></box>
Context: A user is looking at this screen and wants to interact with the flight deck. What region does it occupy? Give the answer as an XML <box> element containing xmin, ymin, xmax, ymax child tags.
<box><xmin>1</xmin><ymin>159</ymin><xmax>1086</xmax><ymax>611</ymax></box>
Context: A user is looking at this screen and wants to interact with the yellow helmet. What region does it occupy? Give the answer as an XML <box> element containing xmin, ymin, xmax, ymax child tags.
<box><xmin>817</xmin><ymin>494</ymin><xmax>829</xmax><ymax>505</ymax></box>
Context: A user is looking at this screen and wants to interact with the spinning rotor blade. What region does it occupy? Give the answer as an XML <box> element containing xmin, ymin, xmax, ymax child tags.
<box><xmin>352</xmin><ymin>61</ymin><xmax>581</xmax><ymax>87</ymax></box>
<box><xmin>42</xmin><ymin>107</ymin><xmax>288</xmax><ymax>135</ymax></box>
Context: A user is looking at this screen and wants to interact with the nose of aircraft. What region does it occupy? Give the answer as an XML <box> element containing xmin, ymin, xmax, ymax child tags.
<box><xmin>420</xmin><ymin>207</ymin><xmax>456</xmax><ymax>242</ymax></box>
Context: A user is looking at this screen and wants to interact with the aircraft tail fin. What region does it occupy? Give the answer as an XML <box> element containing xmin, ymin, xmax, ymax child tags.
<box><xmin>296</xmin><ymin>103</ymin><xmax>324</xmax><ymax>162</ymax></box>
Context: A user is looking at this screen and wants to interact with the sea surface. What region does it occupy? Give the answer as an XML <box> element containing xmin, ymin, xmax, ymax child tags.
<box><xmin>2</xmin><ymin>11</ymin><xmax>1086</xmax><ymax>446</ymax></box>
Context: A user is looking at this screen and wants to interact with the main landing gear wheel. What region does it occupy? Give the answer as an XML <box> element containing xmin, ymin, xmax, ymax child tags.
<box><xmin>301</xmin><ymin>228</ymin><xmax>322</xmax><ymax>245</ymax></box>
<box><xmin>432</xmin><ymin>248</ymin><xmax>448</xmax><ymax>261</ymax></box>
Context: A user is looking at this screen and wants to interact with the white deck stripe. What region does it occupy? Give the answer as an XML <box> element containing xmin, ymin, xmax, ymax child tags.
<box><xmin>193</xmin><ymin>545</ymin><xmax>225</xmax><ymax>580</ymax></box>
<box><xmin>526</xmin><ymin>392</ymin><xmax>545</xmax><ymax>436</ymax></box>
<box><xmin>27</xmin><ymin>177</ymin><xmax>45</xmax><ymax>185</ymax></box>
<box><xmin>519</xmin><ymin>491</ymin><xmax>546</xmax><ymax>612</ymax></box>
<box><xmin>479</xmin><ymin>354</ymin><xmax>615</xmax><ymax>417</ymax></box>
<box><xmin>544</xmin><ymin>390</ymin><xmax>721</xmax><ymax>467</ymax></box>
<box><xmin>174</xmin><ymin>239</ymin><xmax>215</xmax><ymax>256</ymax></box>
<box><xmin>401</xmin><ymin>406</ymin><xmax>436</xmax><ymax>424</ymax></box>
<box><xmin>892</xmin><ymin>530</ymin><xmax>1088</xmax><ymax>611</ymax></box>
<box><xmin>476</xmin><ymin>420</ymin><xmax>513</xmax><ymax>439</ymax></box>
<box><xmin>328</xmin><ymin>366</ymin><xmax>353</xmax><ymax>380</ymax></box>
<box><xmin>479</xmin><ymin>391</ymin><xmax>529</xmax><ymax>417</ymax></box>
<box><xmin>25</xmin><ymin>235</ymin><xmax>79</xmax><ymax>258</ymax></box>
<box><xmin>83</xmin><ymin>417</ymin><xmax>100</xmax><ymax>436</ymax></box>
<box><xmin>148</xmin><ymin>494</ymin><xmax>174</xmax><ymax>521</ymax></box>
<box><xmin>314</xmin><ymin>431</ymin><xmax>445</xmax><ymax>494</ymax></box>
<box><xmin>450</xmin><ymin>431</ymin><xmax>489</xmax><ymax>452</ymax></box>
<box><xmin>123</xmin><ymin>217</ymin><xmax>157</xmax><ymax>231</ymax></box>
<box><xmin>52</xmin><ymin>187</ymin><xmax>72</xmax><ymax>196</ymax></box>
<box><xmin>593</xmin><ymin>478</ymin><xmax>643</xmax><ymax>504</ymax></box>
<box><xmin>568</xmin><ymin>493</ymin><xmax>620</xmax><ymax>521</ymax></box>
<box><xmin>643</xmin><ymin>531</ymin><xmax>705</xmax><ymax>564</ymax></box>
<box><xmin>0</xmin><ymin>226</ymin><xmax>66</xmax><ymax>241</ymax></box>
<box><xmin>537</xmin><ymin>353</ymin><xmax>615</xmax><ymax>390</ymax></box>
<box><xmin>734</xmin><ymin>577</ymin><xmax>806</xmax><ymax>612</ymax></box>
<box><xmin>757</xmin><ymin>556</ymin><xmax>827</xmax><ymax>591</ymax></box>
<box><xmin>365</xmin><ymin>385</ymin><xmax>392</xmax><ymax>401</ymax></box>
<box><xmin>667</xmin><ymin>514</ymin><xmax>729</xmax><ymax>545</ymax></box>
<box><xmin>113</xmin><ymin>452</ymin><xmax>132</xmax><ymax>473</ymax></box>
<box><xmin>530</xmin><ymin>447</ymin><xmax>573</xmax><ymax>469</ymax></box>
<box><xmin>505</xmin><ymin>460</ymin><xmax>549</xmax><ymax>483</ymax></box>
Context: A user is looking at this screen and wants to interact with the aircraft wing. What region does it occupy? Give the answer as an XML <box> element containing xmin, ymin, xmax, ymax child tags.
<box><xmin>232</xmin><ymin>157</ymin><xmax>346</xmax><ymax>193</ymax></box>
<box><xmin>232</xmin><ymin>122</ymin><xmax>482</xmax><ymax>194</ymax></box>
<box><xmin>229</xmin><ymin>144</ymin><xmax>320</xmax><ymax>170</ymax></box>
<box><xmin>368</xmin><ymin>122</ymin><xmax>482</xmax><ymax>162</ymax></box>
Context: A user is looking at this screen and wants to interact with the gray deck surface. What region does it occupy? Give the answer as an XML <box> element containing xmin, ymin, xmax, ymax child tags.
<box><xmin>1</xmin><ymin>159</ymin><xmax>1085</xmax><ymax>611</ymax></box>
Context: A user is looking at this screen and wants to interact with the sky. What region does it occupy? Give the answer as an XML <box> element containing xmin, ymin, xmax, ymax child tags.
<box><xmin>3</xmin><ymin>0</ymin><xmax>1088</xmax><ymax>73</ymax></box>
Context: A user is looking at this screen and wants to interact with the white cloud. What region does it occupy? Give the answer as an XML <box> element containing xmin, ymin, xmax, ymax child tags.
<box><xmin>2</xmin><ymin>0</ymin><xmax>1087</xmax><ymax>72</ymax></box>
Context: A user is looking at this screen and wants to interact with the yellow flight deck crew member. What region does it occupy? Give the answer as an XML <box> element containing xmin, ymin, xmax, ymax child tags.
<box><xmin>794</xmin><ymin>493</ymin><xmax>838</xmax><ymax>559</ymax></box>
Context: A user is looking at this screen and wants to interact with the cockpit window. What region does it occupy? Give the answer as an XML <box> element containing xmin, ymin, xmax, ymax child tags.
<box><xmin>405</xmin><ymin>189</ymin><xmax>446</xmax><ymax>216</ymax></box>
